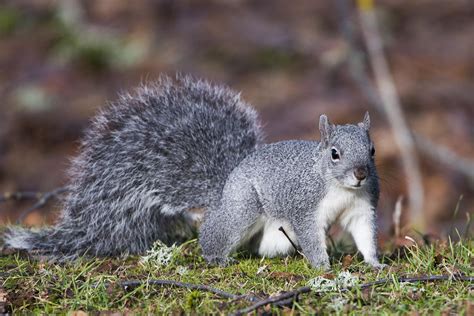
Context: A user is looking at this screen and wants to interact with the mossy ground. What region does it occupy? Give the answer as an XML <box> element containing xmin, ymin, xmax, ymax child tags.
<box><xmin>0</xmin><ymin>237</ymin><xmax>472</xmax><ymax>314</ymax></box>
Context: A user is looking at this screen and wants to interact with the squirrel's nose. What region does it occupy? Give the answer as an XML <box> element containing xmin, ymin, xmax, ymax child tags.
<box><xmin>354</xmin><ymin>166</ymin><xmax>368</xmax><ymax>181</ymax></box>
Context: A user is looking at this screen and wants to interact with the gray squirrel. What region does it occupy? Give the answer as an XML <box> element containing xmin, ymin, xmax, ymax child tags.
<box><xmin>4</xmin><ymin>75</ymin><xmax>384</xmax><ymax>268</ymax></box>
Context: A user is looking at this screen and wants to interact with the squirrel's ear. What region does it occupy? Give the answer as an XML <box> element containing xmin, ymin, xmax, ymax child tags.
<box><xmin>358</xmin><ymin>111</ymin><xmax>371</xmax><ymax>131</ymax></box>
<box><xmin>319</xmin><ymin>114</ymin><xmax>332</xmax><ymax>146</ymax></box>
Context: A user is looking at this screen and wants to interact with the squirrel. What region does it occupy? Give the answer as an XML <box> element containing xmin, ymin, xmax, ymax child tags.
<box><xmin>3</xmin><ymin>74</ymin><xmax>385</xmax><ymax>268</ymax></box>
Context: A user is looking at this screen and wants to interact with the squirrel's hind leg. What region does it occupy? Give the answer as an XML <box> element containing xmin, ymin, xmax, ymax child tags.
<box><xmin>199</xmin><ymin>182</ymin><xmax>262</xmax><ymax>266</ymax></box>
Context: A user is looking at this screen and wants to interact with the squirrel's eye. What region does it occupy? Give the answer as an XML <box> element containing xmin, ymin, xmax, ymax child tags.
<box><xmin>331</xmin><ymin>148</ymin><xmax>340</xmax><ymax>161</ymax></box>
<box><xmin>371</xmin><ymin>146</ymin><xmax>375</xmax><ymax>157</ymax></box>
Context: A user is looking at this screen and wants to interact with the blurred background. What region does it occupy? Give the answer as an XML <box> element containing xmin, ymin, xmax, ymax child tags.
<box><xmin>0</xmin><ymin>0</ymin><xmax>472</xmax><ymax>242</ymax></box>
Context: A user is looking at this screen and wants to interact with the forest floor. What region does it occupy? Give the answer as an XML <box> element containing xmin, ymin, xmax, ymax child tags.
<box><xmin>1</xmin><ymin>236</ymin><xmax>472</xmax><ymax>314</ymax></box>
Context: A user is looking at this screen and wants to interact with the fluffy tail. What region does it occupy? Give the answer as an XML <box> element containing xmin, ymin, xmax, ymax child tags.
<box><xmin>3</xmin><ymin>227</ymin><xmax>57</xmax><ymax>255</ymax></box>
<box><xmin>4</xmin><ymin>75</ymin><xmax>263</xmax><ymax>260</ymax></box>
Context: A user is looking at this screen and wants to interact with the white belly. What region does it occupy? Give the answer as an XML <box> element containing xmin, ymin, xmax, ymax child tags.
<box><xmin>257</xmin><ymin>217</ymin><xmax>298</xmax><ymax>258</ymax></box>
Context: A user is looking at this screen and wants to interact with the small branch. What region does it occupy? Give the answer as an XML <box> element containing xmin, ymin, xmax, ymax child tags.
<box><xmin>230</xmin><ymin>286</ymin><xmax>312</xmax><ymax>316</ymax></box>
<box><xmin>414</xmin><ymin>134</ymin><xmax>474</xmax><ymax>183</ymax></box>
<box><xmin>0</xmin><ymin>191</ymin><xmax>43</xmax><ymax>203</ymax></box>
<box><xmin>393</xmin><ymin>195</ymin><xmax>403</xmax><ymax>238</ymax></box>
<box><xmin>16</xmin><ymin>187</ymin><xmax>68</xmax><ymax>224</ymax></box>
<box><xmin>278</xmin><ymin>226</ymin><xmax>299</xmax><ymax>253</ymax></box>
<box><xmin>358</xmin><ymin>274</ymin><xmax>474</xmax><ymax>289</ymax></box>
<box><xmin>119</xmin><ymin>279</ymin><xmax>241</xmax><ymax>300</ymax></box>
<box><xmin>231</xmin><ymin>274</ymin><xmax>474</xmax><ymax>315</ymax></box>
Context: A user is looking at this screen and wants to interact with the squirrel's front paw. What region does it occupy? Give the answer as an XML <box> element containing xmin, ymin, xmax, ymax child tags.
<box><xmin>309</xmin><ymin>257</ymin><xmax>331</xmax><ymax>270</ymax></box>
<box><xmin>204</xmin><ymin>255</ymin><xmax>238</xmax><ymax>267</ymax></box>
<box><xmin>366</xmin><ymin>260</ymin><xmax>387</xmax><ymax>270</ymax></box>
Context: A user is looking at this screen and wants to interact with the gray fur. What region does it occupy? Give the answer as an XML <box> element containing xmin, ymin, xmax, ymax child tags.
<box><xmin>4</xmin><ymin>75</ymin><xmax>263</xmax><ymax>260</ymax></box>
<box><xmin>199</xmin><ymin>113</ymin><xmax>382</xmax><ymax>269</ymax></box>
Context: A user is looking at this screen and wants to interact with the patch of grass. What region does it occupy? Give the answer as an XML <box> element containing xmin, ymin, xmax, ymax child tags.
<box><xmin>0</xmin><ymin>238</ymin><xmax>472</xmax><ymax>314</ymax></box>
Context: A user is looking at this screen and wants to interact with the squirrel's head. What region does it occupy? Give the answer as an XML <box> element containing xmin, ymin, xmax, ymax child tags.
<box><xmin>319</xmin><ymin>112</ymin><xmax>377</xmax><ymax>190</ymax></box>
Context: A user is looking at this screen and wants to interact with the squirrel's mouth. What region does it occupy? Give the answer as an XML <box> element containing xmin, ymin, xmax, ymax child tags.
<box><xmin>343</xmin><ymin>180</ymin><xmax>364</xmax><ymax>189</ymax></box>
<box><xmin>339</xmin><ymin>174</ymin><xmax>367</xmax><ymax>189</ymax></box>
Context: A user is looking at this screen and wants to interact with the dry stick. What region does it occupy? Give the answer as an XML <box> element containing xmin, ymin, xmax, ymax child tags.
<box><xmin>0</xmin><ymin>191</ymin><xmax>43</xmax><ymax>203</ymax></box>
<box><xmin>16</xmin><ymin>187</ymin><xmax>68</xmax><ymax>224</ymax></box>
<box><xmin>357</xmin><ymin>1</ymin><xmax>424</xmax><ymax>228</ymax></box>
<box><xmin>393</xmin><ymin>196</ymin><xmax>403</xmax><ymax>239</ymax></box>
<box><xmin>119</xmin><ymin>279</ymin><xmax>242</xmax><ymax>300</ymax></box>
<box><xmin>231</xmin><ymin>286</ymin><xmax>312</xmax><ymax>316</ymax></box>
<box><xmin>278</xmin><ymin>226</ymin><xmax>299</xmax><ymax>252</ymax></box>
<box><xmin>231</xmin><ymin>275</ymin><xmax>474</xmax><ymax>316</ymax></box>
<box><xmin>414</xmin><ymin>134</ymin><xmax>474</xmax><ymax>183</ymax></box>
<box><xmin>358</xmin><ymin>275</ymin><xmax>474</xmax><ymax>289</ymax></box>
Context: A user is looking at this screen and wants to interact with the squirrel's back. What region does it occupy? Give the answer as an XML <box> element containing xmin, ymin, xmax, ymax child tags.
<box><xmin>4</xmin><ymin>75</ymin><xmax>263</xmax><ymax>260</ymax></box>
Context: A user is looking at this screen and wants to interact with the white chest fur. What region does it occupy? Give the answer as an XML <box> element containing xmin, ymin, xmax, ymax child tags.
<box><xmin>316</xmin><ymin>184</ymin><xmax>372</xmax><ymax>229</ymax></box>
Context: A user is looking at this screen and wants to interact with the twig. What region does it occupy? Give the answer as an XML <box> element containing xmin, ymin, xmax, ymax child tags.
<box><xmin>463</xmin><ymin>212</ymin><xmax>472</xmax><ymax>240</ymax></box>
<box><xmin>230</xmin><ymin>286</ymin><xmax>312</xmax><ymax>316</ymax></box>
<box><xmin>278</xmin><ymin>226</ymin><xmax>299</xmax><ymax>252</ymax></box>
<box><xmin>119</xmin><ymin>279</ymin><xmax>241</xmax><ymax>300</ymax></box>
<box><xmin>0</xmin><ymin>191</ymin><xmax>43</xmax><ymax>203</ymax></box>
<box><xmin>414</xmin><ymin>134</ymin><xmax>474</xmax><ymax>183</ymax></box>
<box><xmin>231</xmin><ymin>274</ymin><xmax>474</xmax><ymax>315</ymax></box>
<box><xmin>16</xmin><ymin>187</ymin><xmax>68</xmax><ymax>224</ymax></box>
<box><xmin>358</xmin><ymin>274</ymin><xmax>474</xmax><ymax>289</ymax></box>
<box><xmin>119</xmin><ymin>279</ymin><xmax>296</xmax><ymax>308</ymax></box>
<box><xmin>393</xmin><ymin>195</ymin><xmax>403</xmax><ymax>238</ymax></box>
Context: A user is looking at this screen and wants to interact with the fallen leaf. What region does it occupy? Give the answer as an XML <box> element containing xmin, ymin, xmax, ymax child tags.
<box><xmin>342</xmin><ymin>255</ymin><xmax>353</xmax><ymax>269</ymax></box>
<box><xmin>270</xmin><ymin>271</ymin><xmax>303</xmax><ymax>282</ymax></box>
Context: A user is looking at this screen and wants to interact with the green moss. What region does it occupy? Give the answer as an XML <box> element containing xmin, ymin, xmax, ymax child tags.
<box><xmin>0</xmin><ymin>238</ymin><xmax>472</xmax><ymax>314</ymax></box>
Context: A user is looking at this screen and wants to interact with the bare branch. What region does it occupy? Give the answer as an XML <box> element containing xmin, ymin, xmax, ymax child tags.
<box><xmin>231</xmin><ymin>274</ymin><xmax>474</xmax><ymax>315</ymax></box>
<box><xmin>230</xmin><ymin>286</ymin><xmax>311</xmax><ymax>316</ymax></box>
<box><xmin>278</xmin><ymin>226</ymin><xmax>299</xmax><ymax>253</ymax></box>
<box><xmin>0</xmin><ymin>191</ymin><xmax>43</xmax><ymax>204</ymax></box>
<box><xmin>358</xmin><ymin>274</ymin><xmax>474</xmax><ymax>289</ymax></box>
<box><xmin>118</xmin><ymin>279</ymin><xmax>247</xmax><ymax>301</ymax></box>
<box><xmin>414</xmin><ymin>134</ymin><xmax>474</xmax><ymax>183</ymax></box>
<box><xmin>393</xmin><ymin>196</ymin><xmax>403</xmax><ymax>238</ymax></box>
<box><xmin>15</xmin><ymin>187</ymin><xmax>68</xmax><ymax>224</ymax></box>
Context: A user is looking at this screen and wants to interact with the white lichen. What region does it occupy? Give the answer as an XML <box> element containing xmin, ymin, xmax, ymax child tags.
<box><xmin>176</xmin><ymin>265</ymin><xmax>189</xmax><ymax>276</ymax></box>
<box><xmin>329</xmin><ymin>296</ymin><xmax>349</xmax><ymax>311</ymax></box>
<box><xmin>336</xmin><ymin>271</ymin><xmax>359</xmax><ymax>288</ymax></box>
<box><xmin>307</xmin><ymin>271</ymin><xmax>359</xmax><ymax>293</ymax></box>
<box><xmin>140</xmin><ymin>241</ymin><xmax>177</xmax><ymax>266</ymax></box>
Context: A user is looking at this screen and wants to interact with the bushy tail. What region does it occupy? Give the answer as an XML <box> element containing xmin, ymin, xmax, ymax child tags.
<box><xmin>3</xmin><ymin>212</ymin><xmax>197</xmax><ymax>261</ymax></box>
<box><xmin>3</xmin><ymin>75</ymin><xmax>263</xmax><ymax>260</ymax></box>
<box><xmin>3</xmin><ymin>227</ymin><xmax>59</xmax><ymax>256</ymax></box>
